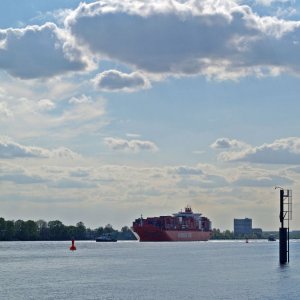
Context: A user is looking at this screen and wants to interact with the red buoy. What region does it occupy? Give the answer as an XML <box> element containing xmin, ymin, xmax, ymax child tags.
<box><xmin>70</xmin><ymin>239</ymin><xmax>77</xmax><ymax>251</ymax></box>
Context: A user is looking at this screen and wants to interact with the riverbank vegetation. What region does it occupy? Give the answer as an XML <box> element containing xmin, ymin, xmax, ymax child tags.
<box><xmin>211</xmin><ymin>228</ymin><xmax>300</xmax><ymax>240</ymax></box>
<box><xmin>0</xmin><ymin>217</ymin><xmax>136</xmax><ymax>241</ymax></box>
<box><xmin>1</xmin><ymin>217</ymin><xmax>299</xmax><ymax>241</ymax></box>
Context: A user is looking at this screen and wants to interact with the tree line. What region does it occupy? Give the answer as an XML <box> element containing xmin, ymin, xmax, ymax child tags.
<box><xmin>0</xmin><ymin>217</ymin><xmax>135</xmax><ymax>241</ymax></box>
<box><xmin>211</xmin><ymin>228</ymin><xmax>267</xmax><ymax>239</ymax></box>
<box><xmin>210</xmin><ymin>228</ymin><xmax>300</xmax><ymax>240</ymax></box>
<box><xmin>2</xmin><ymin>217</ymin><xmax>293</xmax><ymax>241</ymax></box>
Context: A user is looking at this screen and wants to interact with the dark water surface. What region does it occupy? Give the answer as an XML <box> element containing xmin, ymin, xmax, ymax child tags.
<box><xmin>1</xmin><ymin>240</ymin><xmax>300</xmax><ymax>299</ymax></box>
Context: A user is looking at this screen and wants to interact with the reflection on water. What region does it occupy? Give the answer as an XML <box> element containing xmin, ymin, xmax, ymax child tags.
<box><xmin>0</xmin><ymin>240</ymin><xmax>300</xmax><ymax>300</ymax></box>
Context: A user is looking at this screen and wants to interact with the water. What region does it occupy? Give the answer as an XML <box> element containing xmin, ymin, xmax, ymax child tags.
<box><xmin>1</xmin><ymin>240</ymin><xmax>300</xmax><ymax>299</ymax></box>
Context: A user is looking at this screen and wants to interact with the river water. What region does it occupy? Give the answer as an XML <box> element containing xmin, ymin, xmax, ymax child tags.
<box><xmin>1</xmin><ymin>240</ymin><xmax>300</xmax><ymax>299</ymax></box>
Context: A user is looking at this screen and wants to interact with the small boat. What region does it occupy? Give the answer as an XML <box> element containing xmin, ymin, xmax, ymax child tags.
<box><xmin>95</xmin><ymin>233</ymin><xmax>117</xmax><ymax>242</ymax></box>
<box><xmin>268</xmin><ymin>235</ymin><xmax>276</xmax><ymax>241</ymax></box>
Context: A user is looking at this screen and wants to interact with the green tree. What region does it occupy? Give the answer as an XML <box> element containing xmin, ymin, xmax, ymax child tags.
<box><xmin>36</xmin><ymin>220</ymin><xmax>49</xmax><ymax>240</ymax></box>
<box><xmin>48</xmin><ymin>220</ymin><xmax>67</xmax><ymax>240</ymax></box>
<box><xmin>4</xmin><ymin>220</ymin><xmax>15</xmax><ymax>241</ymax></box>
<box><xmin>0</xmin><ymin>217</ymin><xmax>5</xmax><ymax>240</ymax></box>
<box><xmin>223</xmin><ymin>230</ymin><xmax>231</xmax><ymax>239</ymax></box>
<box><xmin>25</xmin><ymin>220</ymin><xmax>39</xmax><ymax>240</ymax></box>
<box><xmin>75</xmin><ymin>221</ymin><xmax>86</xmax><ymax>240</ymax></box>
<box><xmin>14</xmin><ymin>220</ymin><xmax>27</xmax><ymax>240</ymax></box>
<box><xmin>121</xmin><ymin>226</ymin><xmax>130</xmax><ymax>233</ymax></box>
<box><xmin>13</xmin><ymin>219</ymin><xmax>38</xmax><ymax>240</ymax></box>
<box><xmin>211</xmin><ymin>228</ymin><xmax>222</xmax><ymax>239</ymax></box>
<box><xmin>211</xmin><ymin>228</ymin><xmax>234</xmax><ymax>240</ymax></box>
<box><xmin>103</xmin><ymin>224</ymin><xmax>114</xmax><ymax>234</ymax></box>
<box><xmin>67</xmin><ymin>226</ymin><xmax>77</xmax><ymax>239</ymax></box>
<box><xmin>86</xmin><ymin>228</ymin><xmax>94</xmax><ymax>239</ymax></box>
<box><xmin>95</xmin><ymin>226</ymin><xmax>104</xmax><ymax>237</ymax></box>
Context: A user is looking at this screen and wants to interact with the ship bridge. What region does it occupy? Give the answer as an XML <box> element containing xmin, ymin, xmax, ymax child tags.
<box><xmin>173</xmin><ymin>206</ymin><xmax>202</xmax><ymax>222</ymax></box>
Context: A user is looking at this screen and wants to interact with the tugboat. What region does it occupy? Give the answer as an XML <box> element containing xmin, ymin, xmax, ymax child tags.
<box><xmin>268</xmin><ymin>235</ymin><xmax>276</xmax><ymax>241</ymax></box>
<box><xmin>95</xmin><ymin>233</ymin><xmax>117</xmax><ymax>242</ymax></box>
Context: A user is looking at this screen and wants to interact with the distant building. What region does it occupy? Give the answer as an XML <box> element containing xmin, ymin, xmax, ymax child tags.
<box><xmin>234</xmin><ymin>218</ymin><xmax>252</xmax><ymax>236</ymax></box>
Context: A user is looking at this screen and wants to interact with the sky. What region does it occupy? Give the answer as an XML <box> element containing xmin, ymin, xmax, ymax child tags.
<box><xmin>1</xmin><ymin>0</ymin><xmax>300</xmax><ymax>231</ymax></box>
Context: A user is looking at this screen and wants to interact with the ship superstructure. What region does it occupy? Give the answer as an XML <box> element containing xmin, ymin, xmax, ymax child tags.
<box><xmin>132</xmin><ymin>206</ymin><xmax>212</xmax><ymax>242</ymax></box>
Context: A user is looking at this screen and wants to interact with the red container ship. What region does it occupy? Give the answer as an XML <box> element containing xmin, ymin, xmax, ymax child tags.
<box><xmin>132</xmin><ymin>206</ymin><xmax>212</xmax><ymax>242</ymax></box>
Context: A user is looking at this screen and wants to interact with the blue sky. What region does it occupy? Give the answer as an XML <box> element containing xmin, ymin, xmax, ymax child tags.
<box><xmin>1</xmin><ymin>0</ymin><xmax>300</xmax><ymax>230</ymax></box>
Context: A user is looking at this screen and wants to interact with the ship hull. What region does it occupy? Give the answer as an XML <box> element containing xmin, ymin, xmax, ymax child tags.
<box><xmin>133</xmin><ymin>226</ymin><xmax>211</xmax><ymax>242</ymax></box>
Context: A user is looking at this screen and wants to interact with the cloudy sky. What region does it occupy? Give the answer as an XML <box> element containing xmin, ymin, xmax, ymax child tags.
<box><xmin>1</xmin><ymin>0</ymin><xmax>300</xmax><ymax>231</ymax></box>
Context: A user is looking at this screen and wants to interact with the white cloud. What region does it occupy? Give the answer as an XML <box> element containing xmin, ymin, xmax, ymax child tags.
<box><xmin>126</xmin><ymin>133</ymin><xmax>141</xmax><ymax>138</ymax></box>
<box><xmin>233</xmin><ymin>174</ymin><xmax>293</xmax><ymax>187</ymax></box>
<box><xmin>69</xmin><ymin>168</ymin><xmax>90</xmax><ymax>177</ymax></box>
<box><xmin>0</xmin><ymin>23</ymin><xmax>88</xmax><ymax>79</ymax></box>
<box><xmin>93</xmin><ymin>70</ymin><xmax>151</xmax><ymax>92</ymax></box>
<box><xmin>48</xmin><ymin>98</ymin><xmax>108</xmax><ymax>139</ymax></box>
<box><xmin>0</xmin><ymin>158</ymin><xmax>298</xmax><ymax>229</ymax></box>
<box><xmin>219</xmin><ymin>137</ymin><xmax>300</xmax><ymax>164</ymax></box>
<box><xmin>0</xmin><ymin>87</ymin><xmax>5</xmax><ymax>97</ymax></box>
<box><xmin>211</xmin><ymin>137</ymin><xmax>249</xmax><ymax>149</ymax></box>
<box><xmin>167</xmin><ymin>164</ymin><xmax>229</xmax><ymax>188</ymax></box>
<box><xmin>59</xmin><ymin>99</ymin><xmax>105</xmax><ymax>124</ymax></box>
<box><xmin>104</xmin><ymin>137</ymin><xmax>159</xmax><ymax>152</ymax></box>
<box><xmin>0</xmin><ymin>91</ymin><xmax>107</xmax><ymax>141</ymax></box>
<box><xmin>49</xmin><ymin>178</ymin><xmax>97</xmax><ymax>189</ymax></box>
<box><xmin>288</xmin><ymin>166</ymin><xmax>300</xmax><ymax>173</ymax></box>
<box><xmin>0</xmin><ymin>101</ymin><xmax>13</xmax><ymax>117</ymax></box>
<box><xmin>255</xmin><ymin>0</ymin><xmax>292</xmax><ymax>6</ymax></box>
<box><xmin>65</xmin><ymin>0</ymin><xmax>300</xmax><ymax>79</ymax></box>
<box><xmin>37</xmin><ymin>99</ymin><xmax>56</xmax><ymax>111</ymax></box>
<box><xmin>0</xmin><ymin>136</ymin><xmax>79</xmax><ymax>159</ymax></box>
<box><xmin>51</xmin><ymin>147</ymin><xmax>80</xmax><ymax>159</ymax></box>
<box><xmin>275</xmin><ymin>7</ymin><xmax>297</xmax><ymax>19</ymax></box>
<box><xmin>1</xmin><ymin>1</ymin><xmax>299</xmax><ymax>81</ymax></box>
<box><xmin>69</xmin><ymin>94</ymin><xmax>91</xmax><ymax>104</ymax></box>
<box><xmin>0</xmin><ymin>173</ymin><xmax>46</xmax><ymax>185</ymax></box>
<box><xmin>171</xmin><ymin>166</ymin><xmax>204</xmax><ymax>176</ymax></box>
